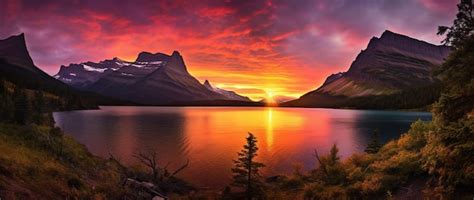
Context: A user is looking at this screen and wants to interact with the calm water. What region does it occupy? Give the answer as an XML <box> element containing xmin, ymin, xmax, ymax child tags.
<box><xmin>53</xmin><ymin>106</ymin><xmax>431</xmax><ymax>188</ymax></box>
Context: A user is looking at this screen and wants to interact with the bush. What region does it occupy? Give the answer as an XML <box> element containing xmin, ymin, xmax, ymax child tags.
<box><xmin>67</xmin><ymin>177</ymin><xmax>83</xmax><ymax>189</ymax></box>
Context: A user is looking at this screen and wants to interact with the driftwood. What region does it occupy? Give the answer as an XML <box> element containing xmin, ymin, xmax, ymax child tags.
<box><xmin>124</xmin><ymin>178</ymin><xmax>168</xmax><ymax>200</ymax></box>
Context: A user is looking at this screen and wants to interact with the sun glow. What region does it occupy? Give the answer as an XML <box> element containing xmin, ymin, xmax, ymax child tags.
<box><xmin>265</xmin><ymin>90</ymin><xmax>277</xmax><ymax>106</ymax></box>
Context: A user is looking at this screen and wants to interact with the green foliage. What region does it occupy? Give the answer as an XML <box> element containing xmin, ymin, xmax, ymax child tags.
<box><xmin>0</xmin><ymin>79</ymin><xmax>73</xmax><ymax>126</ymax></box>
<box><xmin>421</xmin><ymin>5</ymin><xmax>474</xmax><ymax>194</ymax></box>
<box><xmin>433</xmin><ymin>36</ymin><xmax>474</xmax><ymax>126</ymax></box>
<box><xmin>347</xmin><ymin>83</ymin><xmax>442</xmax><ymax>110</ymax></box>
<box><xmin>230</xmin><ymin>133</ymin><xmax>266</xmax><ymax>199</ymax></box>
<box><xmin>438</xmin><ymin>0</ymin><xmax>473</xmax><ymax>48</ymax></box>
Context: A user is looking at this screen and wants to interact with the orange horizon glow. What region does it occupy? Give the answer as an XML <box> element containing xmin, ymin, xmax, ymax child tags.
<box><xmin>0</xmin><ymin>0</ymin><xmax>457</xmax><ymax>101</ymax></box>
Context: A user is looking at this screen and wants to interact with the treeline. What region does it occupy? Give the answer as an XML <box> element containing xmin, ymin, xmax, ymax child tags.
<box><xmin>344</xmin><ymin>82</ymin><xmax>441</xmax><ymax>110</ymax></box>
<box><xmin>0</xmin><ymin>78</ymin><xmax>92</xmax><ymax>125</ymax></box>
<box><xmin>283</xmin><ymin>83</ymin><xmax>441</xmax><ymax>110</ymax></box>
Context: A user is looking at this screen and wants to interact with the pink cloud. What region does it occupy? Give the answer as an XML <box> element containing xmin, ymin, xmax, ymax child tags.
<box><xmin>0</xmin><ymin>0</ymin><xmax>459</xmax><ymax>100</ymax></box>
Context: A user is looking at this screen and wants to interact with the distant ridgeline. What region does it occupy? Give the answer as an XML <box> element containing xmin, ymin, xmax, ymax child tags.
<box><xmin>283</xmin><ymin>30</ymin><xmax>452</xmax><ymax>110</ymax></box>
<box><xmin>54</xmin><ymin>51</ymin><xmax>252</xmax><ymax>105</ymax></box>
<box><xmin>0</xmin><ymin>34</ymin><xmax>110</xmax><ymax>124</ymax></box>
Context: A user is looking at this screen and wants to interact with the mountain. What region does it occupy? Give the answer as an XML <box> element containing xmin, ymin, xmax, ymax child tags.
<box><xmin>283</xmin><ymin>30</ymin><xmax>452</xmax><ymax>109</ymax></box>
<box><xmin>0</xmin><ymin>33</ymin><xmax>71</xmax><ymax>93</ymax></box>
<box><xmin>56</xmin><ymin>51</ymin><xmax>252</xmax><ymax>105</ymax></box>
<box><xmin>0</xmin><ymin>33</ymin><xmax>37</xmax><ymax>72</ymax></box>
<box><xmin>0</xmin><ymin>33</ymin><xmax>135</xmax><ymax>110</ymax></box>
<box><xmin>203</xmin><ymin>80</ymin><xmax>251</xmax><ymax>102</ymax></box>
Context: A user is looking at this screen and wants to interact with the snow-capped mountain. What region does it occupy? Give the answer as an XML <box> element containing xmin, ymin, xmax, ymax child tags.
<box><xmin>55</xmin><ymin>51</ymin><xmax>252</xmax><ymax>105</ymax></box>
<box><xmin>203</xmin><ymin>80</ymin><xmax>251</xmax><ymax>102</ymax></box>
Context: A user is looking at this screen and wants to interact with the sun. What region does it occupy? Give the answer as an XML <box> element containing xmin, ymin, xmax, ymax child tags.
<box><xmin>265</xmin><ymin>90</ymin><xmax>277</xmax><ymax>106</ymax></box>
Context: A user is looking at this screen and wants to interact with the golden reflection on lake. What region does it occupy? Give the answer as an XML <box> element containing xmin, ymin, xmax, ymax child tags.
<box><xmin>54</xmin><ymin>106</ymin><xmax>431</xmax><ymax>187</ymax></box>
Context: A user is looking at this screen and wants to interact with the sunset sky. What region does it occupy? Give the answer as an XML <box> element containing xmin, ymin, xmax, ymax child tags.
<box><xmin>0</xmin><ymin>0</ymin><xmax>458</xmax><ymax>101</ymax></box>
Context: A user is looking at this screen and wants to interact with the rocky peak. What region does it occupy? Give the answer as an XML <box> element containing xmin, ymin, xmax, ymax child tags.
<box><xmin>366</xmin><ymin>30</ymin><xmax>451</xmax><ymax>62</ymax></box>
<box><xmin>135</xmin><ymin>52</ymin><xmax>171</xmax><ymax>62</ymax></box>
<box><xmin>322</xmin><ymin>72</ymin><xmax>345</xmax><ymax>86</ymax></box>
<box><xmin>0</xmin><ymin>33</ymin><xmax>35</xmax><ymax>68</ymax></box>
<box><xmin>164</xmin><ymin>50</ymin><xmax>187</xmax><ymax>73</ymax></box>
<box><xmin>171</xmin><ymin>51</ymin><xmax>181</xmax><ymax>57</ymax></box>
<box><xmin>203</xmin><ymin>80</ymin><xmax>213</xmax><ymax>90</ymax></box>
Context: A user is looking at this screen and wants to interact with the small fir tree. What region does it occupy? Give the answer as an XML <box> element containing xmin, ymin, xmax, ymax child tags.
<box><xmin>365</xmin><ymin>129</ymin><xmax>382</xmax><ymax>154</ymax></box>
<box><xmin>231</xmin><ymin>133</ymin><xmax>265</xmax><ymax>200</ymax></box>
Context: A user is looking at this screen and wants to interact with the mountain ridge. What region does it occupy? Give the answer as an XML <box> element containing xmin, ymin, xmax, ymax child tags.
<box><xmin>56</xmin><ymin>51</ymin><xmax>252</xmax><ymax>105</ymax></box>
<box><xmin>203</xmin><ymin>80</ymin><xmax>251</xmax><ymax>102</ymax></box>
<box><xmin>283</xmin><ymin>30</ymin><xmax>452</xmax><ymax>109</ymax></box>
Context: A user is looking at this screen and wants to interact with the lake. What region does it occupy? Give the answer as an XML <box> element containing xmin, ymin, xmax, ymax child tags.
<box><xmin>53</xmin><ymin>106</ymin><xmax>431</xmax><ymax>188</ymax></box>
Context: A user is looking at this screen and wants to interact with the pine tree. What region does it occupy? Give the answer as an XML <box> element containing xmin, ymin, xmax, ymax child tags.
<box><xmin>0</xmin><ymin>79</ymin><xmax>6</xmax><ymax>121</ymax></box>
<box><xmin>422</xmin><ymin>0</ymin><xmax>474</xmax><ymax>196</ymax></box>
<box><xmin>437</xmin><ymin>0</ymin><xmax>473</xmax><ymax>48</ymax></box>
<box><xmin>365</xmin><ymin>129</ymin><xmax>381</xmax><ymax>154</ymax></box>
<box><xmin>13</xmin><ymin>87</ymin><xmax>30</xmax><ymax>124</ymax></box>
<box><xmin>231</xmin><ymin>133</ymin><xmax>265</xmax><ymax>200</ymax></box>
<box><xmin>32</xmin><ymin>90</ymin><xmax>46</xmax><ymax>125</ymax></box>
<box><xmin>313</xmin><ymin>144</ymin><xmax>346</xmax><ymax>185</ymax></box>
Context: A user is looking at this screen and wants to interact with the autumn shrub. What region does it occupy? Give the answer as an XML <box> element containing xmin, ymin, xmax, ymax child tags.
<box><xmin>0</xmin><ymin>123</ymin><xmax>128</xmax><ymax>199</ymax></box>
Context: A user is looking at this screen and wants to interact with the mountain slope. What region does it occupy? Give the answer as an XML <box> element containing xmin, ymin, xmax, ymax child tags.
<box><xmin>0</xmin><ymin>34</ymin><xmax>71</xmax><ymax>91</ymax></box>
<box><xmin>283</xmin><ymin>30</ymin><xmax>451</xmax><ymax>109</ymax></box>
<box><xmin>56</xmin><ymin>51</ymin><xmax>251</xmax><ymax>105</ymax></box>
<box><xmin>0</xmin><ymin>33</ymin><xmax>37</xmax><ymax>72</ymax></box>
<box><xmin>203</xmin><ymin>80</ymin><xmax>251</xmax><ymax>102</ymax></box>
<box><xmin>0</xmin><ymin>34</ymin><xmax>135</xmax><ymax>110</ymax></box>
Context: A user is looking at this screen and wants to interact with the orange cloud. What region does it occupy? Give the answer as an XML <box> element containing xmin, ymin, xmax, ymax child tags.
<box><xmin>0</xmin><ymin>0</ymin><xmax>458</xmax><ymax>101</ymax></box>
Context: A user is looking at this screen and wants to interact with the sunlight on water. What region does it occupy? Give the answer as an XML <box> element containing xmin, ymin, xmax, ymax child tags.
<box><xmin>266</xmin><ymin>108</ymin><xmax>274</xmax><ymax>150</ymax></box>
<box><xmin>54</xmin><ymin>106</ymin><xmax>431</xmax><ymax>188</ymax></box>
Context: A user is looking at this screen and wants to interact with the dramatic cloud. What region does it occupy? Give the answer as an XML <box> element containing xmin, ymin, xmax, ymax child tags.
<box><xmin>0</xmin><ymin>0</ymin><xmax>458</xmax><ymax>100</ymax></box>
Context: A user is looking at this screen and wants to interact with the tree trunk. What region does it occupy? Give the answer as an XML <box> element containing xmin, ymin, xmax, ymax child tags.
<box><xmin>247</xmin><ymin>155</ymin><xmax>252</xmax><ymax>200</ymax></box>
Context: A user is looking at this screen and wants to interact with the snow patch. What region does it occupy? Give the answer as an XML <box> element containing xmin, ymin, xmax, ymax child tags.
<box><xmin>69</xmin><ymin>73</ymin><xmax>77</xmax><ymax>76</ymax></box>
<box><xmin>121</xmin><ymin>73</ymin><xmax>134</xmax><ymax>77</ymax></box>
<box><xmin>115</xmin><ymin>62</ymin><xmax>127</xmax><ymax>66</ymax></box>
<box><xmin>129</xmin><ymin>64</ymin><xmax>145</xmax><ymax>68</ymax></box>
<box><xmin>53</xmin><ymin>75</ymin><xmax>60</xmax><ymax>79</ymax></box>
<box><xmin>82</xmin><ymin>64</ymin><xmax>107</xmax><ymax>73</ymax></box>
<box><xmin>60</xmin><ymin>77</ymin><xmax>72</xmax><ymax>82</ymax></box>
<box><xmin>137</xmin><ymin>61</ymin><xmax>163</xmax><ymax>65</ymax></box>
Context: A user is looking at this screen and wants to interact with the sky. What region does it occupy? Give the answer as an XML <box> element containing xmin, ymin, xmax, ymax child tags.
<box><xmin>0</xmin><ymin>0</ymin><xmax>458</xmax><ymax>101</ymax></box>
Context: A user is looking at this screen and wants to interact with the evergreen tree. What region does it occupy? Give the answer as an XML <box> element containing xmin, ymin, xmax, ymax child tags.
<box><xmin>365</xmin><ymin>129</ymin><xmax>382</xmax><ymax>154</ymax></box>
<box><xmin>231</xmin><ymin>133</ymin><xmax>265</xmax><ymax>200</ymax></box>
<box><xmin>32</xmin><ymin>90</ymin><xmax>46</xmax><ymax>125</ymax></box>
<box><xmin>422</xmin><ymin>0</ymin><xmax>474</xmax><ymax>196</ymax></box>
<box><xmin>0</xmin><ymin>79</ymin><xmax>6</xmax><ymax>121</ymax></box>
<box><xmin>437</xmin><ymin>0</ymin><xmax>474</xmax><ymax>48</ymax></box>
<box><xmin>0</xmin><ymin>79</ymin><xmax>4</xmax><ymax>94</ymax></box>
<box><xmin>313</xmin><ymin>144</ymin><xmax>346</xmax><ymax>185</ymax></box>
<box><xmin>13</xmin><ymin>87</ymin><xmax>30</xmax><ymax>125</ymax></box>
<box><xmin>0</xmin><ymin>80</ymin><xmax>14</xmax><ymax>123</ymax></box>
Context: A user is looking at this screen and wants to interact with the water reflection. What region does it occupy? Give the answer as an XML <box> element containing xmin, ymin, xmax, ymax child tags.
<box><xmin>53</xmin><ymin>106</ymin><xmax>431</xmax><ymax>188</ymax></box>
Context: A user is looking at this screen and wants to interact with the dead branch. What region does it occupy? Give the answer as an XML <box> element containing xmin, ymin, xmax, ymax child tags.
<box><xmin>134</xmin><ymin>150</ymin><xmax>160</xmax><ymax>180</ymax></box>
<box><xmin>169</xmin><ymin>159</ymin><xmax>189</xmax><ymax>178</ymax></box>
<box><xmin>314</xmin><ymin>149</ymin><xmax>329</xmax><ymax>177</ymax></box>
